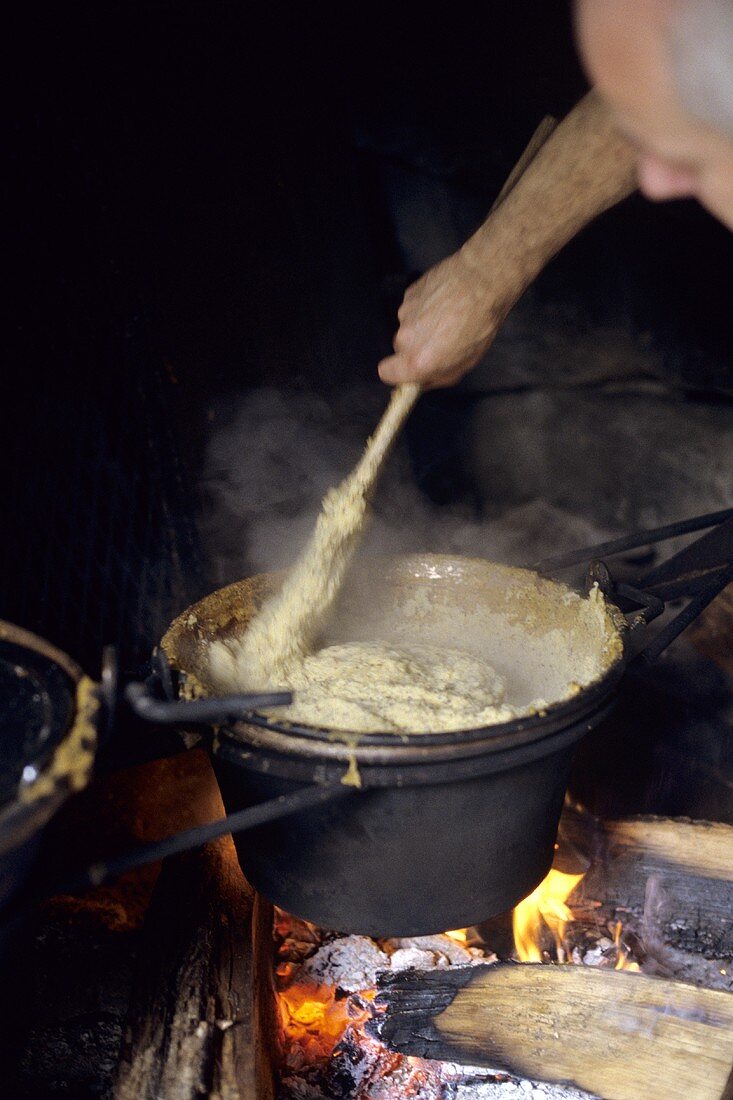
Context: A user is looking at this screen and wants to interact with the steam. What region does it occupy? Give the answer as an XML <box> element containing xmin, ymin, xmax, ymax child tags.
<box><xmin>199</xmin><ymin>384</ymin><xmax>608</xmax><ymax>586</ymax></box>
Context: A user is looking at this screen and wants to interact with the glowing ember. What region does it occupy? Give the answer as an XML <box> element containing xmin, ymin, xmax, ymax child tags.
<box><xmin>274</xmin><ymin>886</ymin><xmax>653</xmax><ymax>1098</ymax></box>
<box><xmin>274</xmin><ymin>911</ymin><xmax>483</xmax><ymax>1079</ymax></box>
<box><xmin>513</xmin><ymin>868</ymin><xmax>585</xmax><ymax>962</ymax></box>
<box><xmin>277</xmin><ymin>982</ymin><xmax>372</xmax><ymax>1063</ymax></box>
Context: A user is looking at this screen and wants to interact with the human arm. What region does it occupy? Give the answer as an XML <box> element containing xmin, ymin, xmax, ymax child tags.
<box><xmin>378</xmin><ymin>90</ymin><xmax>637</xmax><ymax>388</ymax></box>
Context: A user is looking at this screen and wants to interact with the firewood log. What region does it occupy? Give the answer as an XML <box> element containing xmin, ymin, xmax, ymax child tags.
<box><xmin>111</xmin><ymin>762</ymin><xmax>278</xmax><ymax>1100</ymax></box>
<box><xmin>564</xmin><ymin>814</ymin><xmax>733</xmax><ymax>958</ymax></box>
<box><xmin>374</xmin><ymin>962</ymin><xmax>733</xmax><ymax>1100</ymax></box>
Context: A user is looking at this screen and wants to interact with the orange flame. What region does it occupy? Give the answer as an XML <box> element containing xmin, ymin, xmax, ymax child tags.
<box><xmin>613</xmin><ymin>920</ymin><xmax>641</xmax><ymax>972</ymax></box>
<box><xmin>512</xmin><ymin>868</ymin><xmax>585</xmax><ymax>962</ymax></box>
<box><xmin>444</xmin><ymin>928</ymin><xmax>469</xmax><ymax>944</ymax></box>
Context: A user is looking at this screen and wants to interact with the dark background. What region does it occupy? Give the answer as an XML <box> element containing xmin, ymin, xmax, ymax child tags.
<box><xmin>5</xmin><ymin>1</ymin><xmax>733</xmax><ymax>671</ymax></box>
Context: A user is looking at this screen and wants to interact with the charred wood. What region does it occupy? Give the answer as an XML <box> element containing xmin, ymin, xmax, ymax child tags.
<box><xmin>566</xmin><ymin>814</ymin><xmax>733</xmax><ymax>958</ymax></box>
<box><xmin>113</xmin><ymin>837</ymin><xmax>276</xmax><ymax>1100</ymax></box>
<box><xmin>374</xmin><ymin>961</ymin><xmax>733</xmax><ymax>1100</ymax></box>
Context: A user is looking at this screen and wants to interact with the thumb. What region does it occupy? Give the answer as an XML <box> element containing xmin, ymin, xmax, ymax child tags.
<box><xmin>378</xmin><ymin>354</ymin><xmax>417</xmax><ymax>385</ymax></box>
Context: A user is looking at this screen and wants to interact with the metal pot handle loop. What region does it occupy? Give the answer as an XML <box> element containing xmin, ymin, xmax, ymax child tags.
<box><xmin>586</xmin><ymin>559</ymin><xmax>665</xmax><ymax>631</ymax></box>
<box><xmin>546</xmin><ymin>510</ymin><xmax>733</xmax><ymax>661</ymax></box>
<box><xmin>125</xmin><ymin>681</ymin><xmax>292</xmax><ymax>725</ymax></box>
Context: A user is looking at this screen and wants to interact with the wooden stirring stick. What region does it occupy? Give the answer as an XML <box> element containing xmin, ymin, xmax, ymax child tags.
<box><xmin>208</xmin><ymin>116</ymin><xmax>559</xmax><ymax>693</ymax></box>
<box><xmin>208</xmin><ymin>381</ymin><xmax>422</xmax><ymax>690</ymax></box>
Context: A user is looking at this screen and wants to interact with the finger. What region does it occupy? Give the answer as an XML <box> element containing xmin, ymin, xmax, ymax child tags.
<box><xmin>392</xmin><ymin>324</ymin><xmax>414</xmax><ymax>353</ymax></box>
<box><xmin>378</xmin><ymin>354</ymin><xmax>422</xmax><ymax>386</ymax></box>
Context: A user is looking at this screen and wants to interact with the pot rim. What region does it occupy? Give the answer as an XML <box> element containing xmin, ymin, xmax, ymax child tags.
<box><xmin>163</xmin><ymin>553</ymin><xmax>628</xmax><ymax>749</ymax></box>
<box><xmin>218</xmin><ymin>657</ymin><xmax>626</xmax><ymax>768</ymax></box>
<box><xmin>0</xmin><ymin>620</ymin><xmax>83</xmax><ymax>683</ymax></box>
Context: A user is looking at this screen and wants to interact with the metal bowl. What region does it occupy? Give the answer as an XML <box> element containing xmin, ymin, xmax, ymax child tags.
<box><xmin>0</xmin><ymin>622</ymin><xmax>100</xmax><ymax>912</ymax></box>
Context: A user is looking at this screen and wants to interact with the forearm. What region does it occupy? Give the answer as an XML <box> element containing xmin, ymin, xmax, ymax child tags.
<box><xmin>460</xmin><ymin>91</ymin><xmax>637</xmax><ymax>318</ymax></box>
<box><xmin>378</xmin><ymin>91</ymin><xmax>638</xmax><ymax>387</ymax></box>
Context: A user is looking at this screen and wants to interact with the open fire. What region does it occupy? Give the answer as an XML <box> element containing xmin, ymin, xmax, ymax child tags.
<box><xmin>270</xmin><ymin>806</ymin><xmax>733</xmax><ymax>1099</ymax></box>
<box><xmin>512</xmin><ymin>868</ymin><xmax>585</xmax><ymax>964</ymax></box>
<box><xmin>273</xmin><ymin>859</ymin><xmax>642</xmax><ymax>1099</ymax></box>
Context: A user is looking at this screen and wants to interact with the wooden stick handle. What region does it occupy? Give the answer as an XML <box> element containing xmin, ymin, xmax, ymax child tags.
<box><xmin>380</xmin><ymin>114</ymin><xmax>559</xmax><ymax>441</ymax></box>
<box><xmin>490</xmin><ymin>114</ymin><xmax>558</xmax><ymax>211</ymax></box>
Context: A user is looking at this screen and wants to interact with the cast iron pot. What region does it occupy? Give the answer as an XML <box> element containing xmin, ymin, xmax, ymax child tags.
<box><xmin>145</xmin><ymin>513</ymin><xmax>732</xmax><ymax>937</ymax></box>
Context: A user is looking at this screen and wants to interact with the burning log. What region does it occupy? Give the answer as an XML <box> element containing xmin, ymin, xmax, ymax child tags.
<box><xmin>373</xmin><ymin>962</ymin><xmax>733</xmax><ymax>1100</ymax></box>
<box><xmin>566</xmin><ymin>814</ymin><xmax>733</xmax><ymax>961</ymax></box>
<box><xmin>271</xmin><ymin>810</ymin><xmax>733</xmax><ymax>1098</ymax></box>
<box><xmin>371</xmin><ymin>813</ymin><xmax>733</xmax><ymax>1100</ymax></box>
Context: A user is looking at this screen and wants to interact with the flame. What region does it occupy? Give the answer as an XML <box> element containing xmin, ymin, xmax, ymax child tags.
<box><xmin>513</xmin><ymin>868</ymin><xmax>585</xmax><ymax>962</ymax></box>
<box><xmin>613</xmin><ymin>920</ymin><xmax>641</xmax><ymax>972</ymax></box>
<box><xmin>444</xmin><ymin>928</ymin><xmax>468</xmax><ymax>944</ymax></box>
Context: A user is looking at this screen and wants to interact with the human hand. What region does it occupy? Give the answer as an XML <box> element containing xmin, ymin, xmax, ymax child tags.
<box><xmin>378</xmin><ymin>94</ymin><xmax>637</xmax><ymax>390</ymax></box>
<box><xmin>378</xmin><ymin>248</ymin><xmax>505</xmax><ymax>389</ymax></box>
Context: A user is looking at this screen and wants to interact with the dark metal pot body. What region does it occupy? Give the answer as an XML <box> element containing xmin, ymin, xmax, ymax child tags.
<box><xmin>214</xmin><ymin>757</ymin><xmax>567</xmax><ymax>936</ymax></box>
<box><xmin>210</xmin><ymin>687</ymin><xmax>617</xmax><ymax>935</ymax></box>
<box><xmin>148</xmin><ymin>517</ymin><xmax>733</xmax><ymax>936</ymax></box>
<box><xmin>162</xmin><ymin>553</ymin><xmax>627</xmax><ymax>935</ymax></box>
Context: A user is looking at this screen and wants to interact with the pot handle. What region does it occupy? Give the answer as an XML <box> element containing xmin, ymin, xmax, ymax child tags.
<box><xmin>585</xmin><ymin>559</ymin><xmax>665</xmax><ymax>631</ymax></box>
<box><xmin>541</xmin><ymin>510</ymin><xmax>733</xmax><ymax>661</ymax></box>
<box><xmin>586</xmin><ymin>552</ymin><xmax>733</xmax><ymax>664</ymax></box>
<box><xmin>624</xmin><ymin>514</ymin><xmax>733</xmax><ymax>660</ymax></box>
<box><xmin>125</xmin><ymin>680</ymin><xmax>293</xmax><ymax>725</ymax></box>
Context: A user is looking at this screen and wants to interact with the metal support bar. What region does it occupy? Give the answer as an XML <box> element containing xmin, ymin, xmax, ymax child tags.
<box><xmin>636</xmin><ymin>516</ymin><xmax>733</xmax><ymax>591</ymax></box>
<box><xmin>78</xmin><ymin>781</ymin><xmax>354</xmax><ymax>889</ymax></box>
<box><xmin>637</xmin><ymin>565</ymin><xmax>732</xmax><ymax>603</ymax></box>
<box><xmin>0</xmin><ymin>782</ymin><xmax>355</xmax><ymax>937</ymax></box>
<box><xmin>635</xmin><ymin>564</ymin><xmax>733</xmax><ymax>665</ymax></box>
<box><xmin>532</xmin><ymin>508</ymin><xmax>733</xmax><ymax>574</ymax></box>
